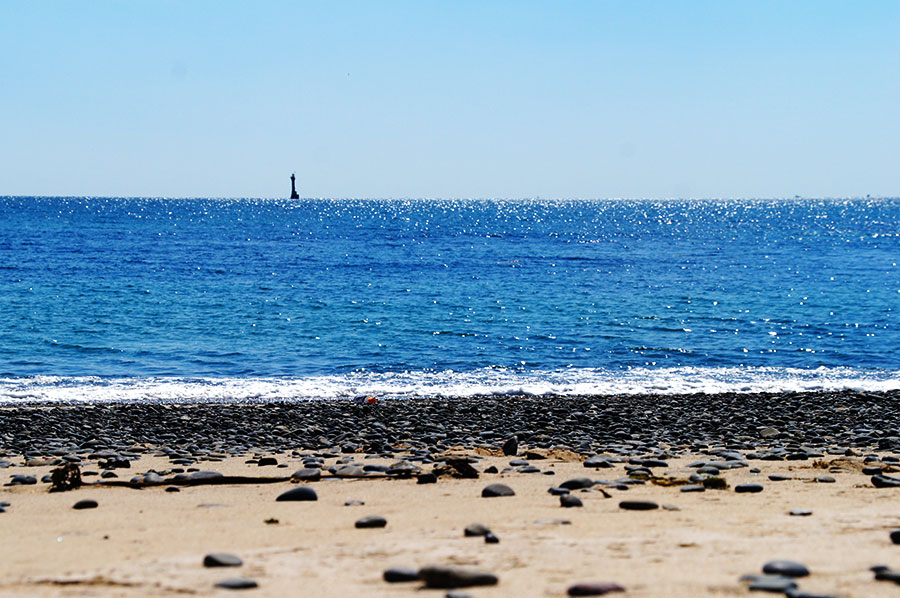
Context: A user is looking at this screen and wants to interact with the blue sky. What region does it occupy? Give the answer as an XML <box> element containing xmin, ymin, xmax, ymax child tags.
<box><xmin>1</xmin><ymin>1</ymin><xmax>898</xmax><ymax>198</ymax></box>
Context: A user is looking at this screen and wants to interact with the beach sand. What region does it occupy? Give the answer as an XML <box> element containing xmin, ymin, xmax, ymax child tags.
<box><xmin>3</xmin><ymin>448</ymin><xmax>900</xmax><ymax>597</ymax></box>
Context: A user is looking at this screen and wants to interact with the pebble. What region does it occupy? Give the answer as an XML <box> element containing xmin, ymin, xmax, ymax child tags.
<box><xmin>464</xmin><ymin>522</ymin><xmax>491</xmax><ymax>537</ymax></box>
<box><xmin>560</xmin><ymin>494</ymin><xmax>583</xmax><ymax>508</ymax></box>
<box><xmin>583</xmin><ymin>457</ymin><xmax>613</xmax><ymax>469</ymax></box>
<box><xmin>446</xmin><ymin>591</ymin><xmax>472</xmax><ymax>598</ymax></box>
<box><xmin>785</xmin><ymin>591</ymin><xmax>838</xmax><ymax>598</ymax></box>
<box><xmin>548</xmin><ymin>486</ymin><xmax>571</xmax><ymax>495</ymax></box>
<box><xmin>560</xmin><ymin>477</ymin><xmax>594</xmax><ymax>490</ymax></box>
<box><xmin>165</xmin><ymin>486</ymin><xmax>180</xmax><ymax>493</ymax></box>
<box><xmin>789</xmin><ymin>509</ymin><xmax>812</xmax><ymax>516</ymax></box>
<box><xmin>735</xmin><ymin>483</ymin><xmax>764</xmax><ymax>493</ymax></box>
<box><xmin>275</xmin><ymin>486</ymin><xmax>318</xmax><ymax>502</ymax></box>
<box><xmin>743</xmin><ymin>575</ymin><xmax>798</xmax><ymax>592</ymax></box>
<box><xmin>502</xmin><ymin>436</ymin><xmax>518</xmax><ymax>456</ymax></box>
<box><xmin>872</xmin><ymin>474</ymin><xmax>900</xmax><ymax>488</ymax></box>
<box><xmin>383</xmin><ymin>567</ymin><xmax>420</xmax><ymax>582</ymax></box>
<box><xmin>355</xmin><ymin>515</ymin><xmax>387</xmax><ymax>528</ymax></box>
<box><xmin>291</xmin><ymin>468</ymin><xmax>322</xmax><ymax>482</ymax></box>
<box><xmin>344</xmin><ymin>499</ymin><xmax>365</xmax><ymax>506</ymax></box>
<box><xmin>484</xmin><ymin>532</ymin><xmax>499</xmax><ymax>544</ymax></box>
<box><xmin>618</xmin><ymin>500</ymin><xmax>658</xmax><ymax>511</ymax></box>
<box><xmin>680</xmin><ymin>484</ymin><xmax>705</xmax><ymax>493</ymax></box>
<box><xmin>204</xmin><ymin>553</ymin><xmax>243</xmax><ymax>567</ymax></box>
<box><xmin>762</xmin><ymin>560</ymin><xmax>809</xmax><ymax>578</ymax></box>
<box><xmin>815</xmin><ymin>475</ymin><xmax>835</xmax><ymax>483</ymax></box>
<box><xmin>567</xmin><ymin>582</ymin><xmax>626</xmax><ymax>596</ymax></box>
<box><xmin>481</xmin><ymin>483</ymin><xmax>515</xmax><ymax>498</ymax></box>
<box><xmin>890</xmin><ymin>530</ymin><xmax>900</xmax><ymax>544</ymax></box>
<box><xmin>417</xmin><ymin>472</ymin><xmax>438</xmax><ymax>484</ymax></box>
<box><xmin>73</xmin><ymin>499</ymin><xmax>98</xmax><ymax>510</ymax></box>
<box><xmin>419</xmin><ymin>565</ymin><xmax>499</xmax><ymax>588</ymax></box>
<box><xmin>214</xmin><ymin>578</ymin><xmax>258</xmax><ymax>590</ymax></box>
<box><xmin>6</xmin><ymin>475</ymin><xmax>36</xmax><ymax>486</ymax></box>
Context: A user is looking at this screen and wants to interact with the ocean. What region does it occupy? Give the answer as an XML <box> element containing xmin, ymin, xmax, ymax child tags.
<box><xmin>1</xmin><ymin>196</ymin><xmax>898</xmax><ymax>403</ymax></box>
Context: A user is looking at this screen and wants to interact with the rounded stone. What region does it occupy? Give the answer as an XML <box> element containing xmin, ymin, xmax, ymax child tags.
<box><xmin>214</xmin><ymin>578</ymin><xmax>258</xmax><ymax>590</ymax></box>
<box><xmin>290</xmin><ymin>468</ymin><xmax>322</xmax><ymax>482</ymax></box>
<box><xmin>567</xmin><ymin>582</ymin><xmax>626</xmax><ymax>596</ymax></box>
<box><xmin>560</xmin><ymin>494</ymin><xmax>583</xmax><ymax>508</ymax></box>
<box><xmin>383</xmin><ymin>567</ymin><xmax>420</xmax><ymax>583</ymax></box>
<box><xmin>735</xmin><ymin>483</ymin><xmax>764</xmax><ymax>493</ymax></box>
<box><xmin>560</xmin><ymin>477</ymin><xmax>594</xmax><ymax>490</ymax></box>
<box><xmin>481</xmin><ymin>483</ymin><xmax>515</xmax><ymax>498</ymax></box>
<box><xmin>419</xmin><ymin>565</ymin><xmax>498</xmax><ymax>588</ymax></box>
<box><xmin>73</xmin><ymin>499</ymin><xmax>98</xmax><ymax>510</ymax></box>
<box><xmin>355</xmin><ymin>515</ymin><xmax>387</xmax><ymax>528</ymax></box>
<box><xmin>203</xmin><ymin>553</ymin><xmax>243</xmax><ymax>567</ymax></box>
<box><xmin>275</xmin><ymin>486</ymin><xmax>318</xmax><ymax>502</ymax></box>
<box><xmin>464</xmin><ymin>522</ymin><xmax>491</xmax><ymax>537</ymax></box>
<box><xmin>762</xmin><ymin>560</ymin><xmax>810</xmax><ymax>578</ymax></box>
<box><xmin>618</xmin><ymin>500</ymin><xmax>658</xmax><ymax>511</ymax></box>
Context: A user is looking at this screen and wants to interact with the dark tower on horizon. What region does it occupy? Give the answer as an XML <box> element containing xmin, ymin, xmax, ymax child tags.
<box><xmin>290</xmin><ymin>173</ymin><xmax>299</xmax><ymax>199</ymax></box>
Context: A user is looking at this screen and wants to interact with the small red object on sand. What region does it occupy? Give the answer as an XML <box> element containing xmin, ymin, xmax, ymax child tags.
<box><xmin>366</xmin><ymin>397</ymin><xmax>377</xmax><ymax>405</ymax></box>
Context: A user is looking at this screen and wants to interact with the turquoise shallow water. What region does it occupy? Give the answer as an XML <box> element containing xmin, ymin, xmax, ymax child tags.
<box><xmin>1</xmin><ymin>197</ymin><xmax>898</xmax><ymax>402</ymax></box>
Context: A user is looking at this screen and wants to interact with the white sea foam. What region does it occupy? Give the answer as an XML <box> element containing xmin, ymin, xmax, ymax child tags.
<box><xmin>1</xmin><ymin>367</ymin><xmax>899</xmax><ymax>404</ymax></box>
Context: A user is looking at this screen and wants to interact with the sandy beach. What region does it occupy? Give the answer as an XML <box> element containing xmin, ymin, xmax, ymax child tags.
<box><xmin>3</xmin><ymin>392</ymin><xmax>900</xmax><ymax>597</ymax></box>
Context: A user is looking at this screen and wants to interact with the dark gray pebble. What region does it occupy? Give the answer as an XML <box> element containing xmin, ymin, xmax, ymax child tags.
<box><xmin>561</xmin><ymin>494</ymin><xmax>583</xmax><ymax>508</ymax></box>
<box><xmin>680</xmin><ymin>484</ymin><xmax>705</xmax><ymax>493</ymax></box>
<box><xmin>344</xmin><ymin>499</ymin><xmax>364</xmax><ymax>506</ymax></box>
<box><xmin>872</xmin><ymin>474</ymin><xmax>900</xmax><ymax>488</ymax></box>
<box><xmin>419</xmin><ymin>565</ymin><xmax>498</xmax><ymax>588</ymax></box>
<box><xmin>785</xmin><ymin>591</ymin><xmax>838</xmax><ymax>598</ymax></box>
<box><xmin>214</xmin><ymin>578</ymin><xmax>258</xmax><ymax>590</ymax></box>
<box><xmin>567</xmin><ymin>582</ymin><xmax>626</xmax><ymax>596</ymax></box>
<box><xmin>762</xmin><ymin>560</ymin><xmax>810</xmax><ymax>578</ymax></box>
<box><xmin>583</xmin><ymin>457</ymin><xmax>613</xmax><ymax>469</ymax></box>
<box><xmin>464</xmin><ymin>522</ymin><xmax>491</xmax><ymax>537</ymax></box>
<box><xmin>204</xmin><ymin>553</ymin><xmax>243</xmax><ymax>567</ymax></box>
<box><xmin>73</xmin><ymin>499</ymin><xmax>98</xmax><ymax>510</ymax></box>
<box><xmin>560</xmin><ymin>477</ymin><xmax>594</xmax><ymax>490</ymax></box>
<box><xmin>383</xmin><ymin>567</ymin><xmax>420</xmax><ymax>582</ymax></box>
<box><xmin>481</xmin><ymin>483</ymin><xmax>514</xmax><ymax>497</ymax></box>
<box><xmin>890</xmin><ymin>530</ymin><xmax>900</xmax><ymax>544</ymax></box>
<box><xmin>291</xmin><ymin>468</ymin><xmax>322</xmax><ymax>482</ymax></box>
<box><xmin>549</xmin><ymin>486</ymin><xmax>571</xmax><ymax>495</ymax></box>
<box><xmin>743</xmin><ymin>575</ymin><xmax>797</xmax><ymax>592</ymax></box>
<box><xmin>789</xmin><ymin>509</ymin><xmax>812</xmax><ymax>516</ymax></box>
<box><xmin>7</xmin><ymin>475</ymin><xmax>36</xmax><ymax>486</ymax></box>
<box><xmin>417</xmin><ymin>472</ymin><xmax>438</xmax><ymax>484</ymax></box>
<box><xmin>618</xmin><ymin>500</ymin><xmax>658</xmax><ymax>511</ymax></box>
<box><xmin>355</xmin><ymin>515</ymin><xmax>387</xmax><ymax>528</ymax></box>
<box><xmin>735</xmin><ymin>483</ymin><xmax>764</xmax><ymax>493</ymax></box>
<box><xmin>484</xmin><ymin>532</ymin><xmax>499</xmax><ymax>544</ymax></box>
<box><xmin>275</xmin><ymin>486</ymin><xmax>318</xmax><ymax>502</ymax></box>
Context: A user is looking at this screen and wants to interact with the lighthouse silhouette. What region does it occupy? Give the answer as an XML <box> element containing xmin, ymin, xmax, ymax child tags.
<box><xmin>290</xmin><ymin>173</ymin><xmax>299</xmax><ymax>199</ymax></box>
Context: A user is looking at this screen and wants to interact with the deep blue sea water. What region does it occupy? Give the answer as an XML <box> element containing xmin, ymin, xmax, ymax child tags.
<box><xmin>1</xmin><ymin>197</ymin><xmax>898</xmax><ymax>403</ymax></box>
